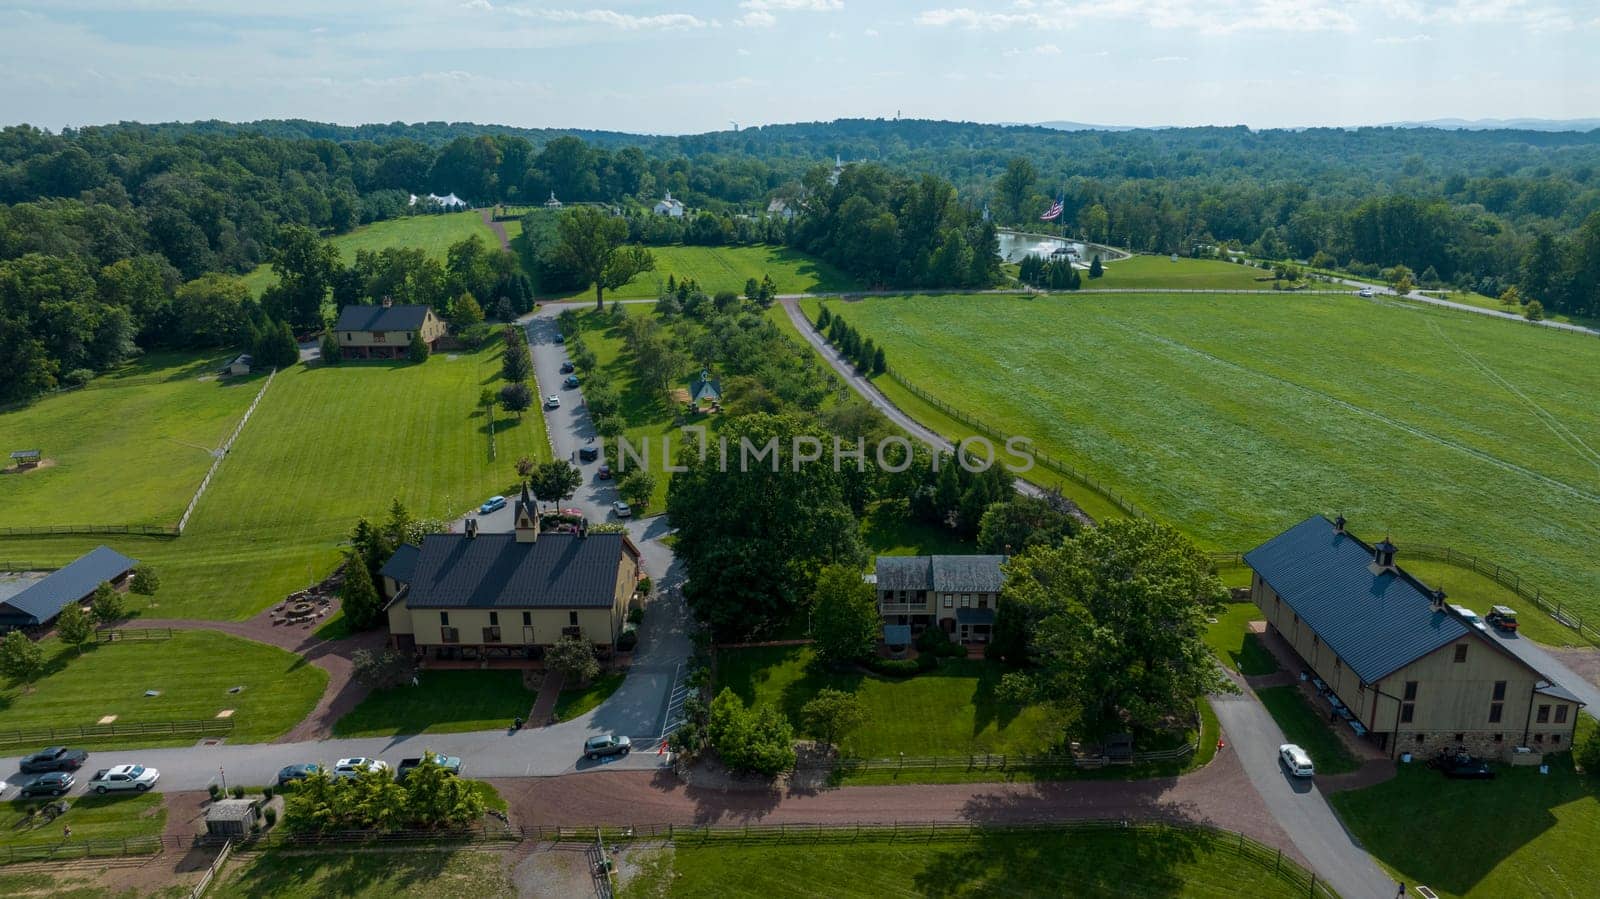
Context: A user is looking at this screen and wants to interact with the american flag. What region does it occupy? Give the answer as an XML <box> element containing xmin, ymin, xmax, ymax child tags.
<box><xmin>1039</xmin><ymin>198</ymin><xmax>1064</xmax><ymax>221</ymax></box>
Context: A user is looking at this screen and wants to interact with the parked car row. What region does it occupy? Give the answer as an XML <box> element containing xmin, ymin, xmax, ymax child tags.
<box><xmin>10</xmin><ymin>746</ymin><xmax>163</xmax><ymax>798</ymax></box>
<box><xmin>275</xmin><ymin>755</ymin><xmax>465</xmax><ymax>787</ymax></box>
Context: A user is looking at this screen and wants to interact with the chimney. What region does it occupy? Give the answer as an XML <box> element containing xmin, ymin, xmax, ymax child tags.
<box><xmin>1431</xmin><ymin>586</ymin><xmax>1448</xmax><ymax>612</ymax></box>
<box><xmin>1333</xmin><ymin>514</ymin><xmax>1346</xmax><ymax>534</ymax></box>
<box><xmin>381</xmin><ymin>296</ymin><xmax>393</xmax><ymax>308</ymax></box>
<box><xmin>1369</xmin><ymin>537</ymin><xmax>1398</xmax><ymax>575</ymax></box>
<box><xmin>465</xmin><ymin>518</ymin><xmax>478</xmax><ymax>539</ymax></box>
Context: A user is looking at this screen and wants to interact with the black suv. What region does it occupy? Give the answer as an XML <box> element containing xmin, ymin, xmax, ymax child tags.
<box><xmin>19</xmin><ymin>746</ymin><xmax>88</xmax><ymax>774</ymax></box>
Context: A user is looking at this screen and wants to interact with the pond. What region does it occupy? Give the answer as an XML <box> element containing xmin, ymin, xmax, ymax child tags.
<box><xmin>996</xmin><ymin>229</ymin><xmax>1083</xmax><ymax>264</ymax></box>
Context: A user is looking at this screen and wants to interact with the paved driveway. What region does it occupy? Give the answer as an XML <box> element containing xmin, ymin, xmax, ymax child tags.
<box><xmin>1484</xmin><ymin>628</ymin><xmax>1600</xmax><ymax>721</ymax></box>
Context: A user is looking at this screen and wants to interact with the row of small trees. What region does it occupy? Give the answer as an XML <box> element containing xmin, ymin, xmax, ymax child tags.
<box><xmin>814</xmin><ymin>305</ymin><xmax>886</xmax><ymax>376</ymax></box>
<box><xmin>285</xmin><ymin>754</ymin><xmax>484</xmax><ymax>832</ymax></box>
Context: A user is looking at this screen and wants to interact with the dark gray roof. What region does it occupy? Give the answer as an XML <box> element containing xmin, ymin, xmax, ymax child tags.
<box><xmin>334</xmin><ymin>304</ymin><xmax>433</xmax><ymax>333</ymax></box>
<box><xmin>0</xmin><ymin>546</ymin><xmax>137</xmax><ymax>626</ymax></box>
<box><xmin>1244</xmin><ymin>516</ymin><xmax>1468</xmax><ymax>683</ymax></box>
<box><xmin>380</xmin><ymin>544</ymin><xmax>420</xmax><ymax>583</ymax></box>
<box><xmin>1536</xmin><ymin>681</ymin><xmax>1584</xmax><ymax>705</ymax></box>
<box><xmin>399</xmin><ymin>532</ymin><xmax>636</xmax><ymax>609</ymax></box>
<box><xmin>689</xmin><ymin>369</ymin><xmax>721</xmax><ymax>403</ymax></box>
<box><xmin>11</xmin><ymin>450</ymin><xmax>41</xmax><ymax>459</ymax></box>
<box><xmin>956</xmin><ymin>607</ymin><xmax>997</xmax><ymax>625</ymax></box>
<box><xmin>874</xmin><ymin>555</ymin><xmax>1006</xmax><ymax>594</ymax></box>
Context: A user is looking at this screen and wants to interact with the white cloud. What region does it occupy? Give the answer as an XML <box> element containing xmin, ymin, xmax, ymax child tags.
<box><xmin>863</xmin><ymin>27</ymin><xmax>879</xmax><ymax>36</ymax></box>
<box><xmin>740</xmin><ymin>0</ymin><xmax>844</xmax><ymax>9</ymax></box>
<box><xmin>1152</xmin><ymin>55</ymin><xmax>1189</xmax><ymax>62</ymax></box>
<box><xmin>523</xmin><ymin>9</ymin><xmax>708</xmax><ymax>30</ymax></box>
<box><xmin>737</xmin><ymin>47</ymin><xmax>751</xmax><ymax>55</ymax></box>
<box><xmin>737</xmin><ymin>10</ymin><xmax>777</xmax><ymax>27</ymax></box>
<box><xmin>916</xmin><ymin>1</ymin><xmax>1360</xmax><ymax>35</ymax></box>
<box><xmin>1003</xmin><ymin>43</ymin><xmax>1062</xmax><ymax>56</ymax></box>
<box><xmin>1374</xmin><ymin>33</ymin><xmax>1432</xmax><ymax>44</ymax></box>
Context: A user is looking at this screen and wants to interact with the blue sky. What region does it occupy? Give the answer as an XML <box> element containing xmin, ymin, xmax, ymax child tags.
<box><xmin>1</xmin><ymin>1</ymin><xmax>1596</xmax><ymax>133</ymax></box>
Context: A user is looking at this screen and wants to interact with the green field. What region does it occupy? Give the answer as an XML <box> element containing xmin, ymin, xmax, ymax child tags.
<box><xmin>819</xmin><ymin>292</ymin><xmax>1600</xmax><ymax>621</ymax></box>
<box><xmin>1</xmin><ymin>344</ymin><xmax>549</xmax><ymax>620</ymax></box>
<box><xmin>1398</xmin><ymin>557</ymin><xmax>1588</xmax><ymax>648</ymax></box>
<box><xmin>1091</xmin><ymin>254</ymin><xmax>1278</xmax><ymax>290</ymax></box>
<box><xmin>543</xmin><ymin>244</ymin><xmax>858</xmax><ymax>301</ymax></box>
<box><xmin>0</xmin><ymin>793</ymin><xmax>164</xmax><ymax>851</ymax></box>
<box><xmin>241</xmin><ymin>211</ymin><xmax>503</xmax><ymax>296</ymax></box>
<box><xmin>553</xmin><ymin>671</ymin><xmax>625</xmax><ymax>722</ymax></box>
<box><xmin>0</xmin><ymin>353</ymin><xmax>257</xmax><ymax>529</ymax></box>
<box><xmin>717</xmin><ymin>645</ymin><xmax>1057</xmax><ymax>760</ymax></box>
<box><xmin>1254</xmin><ymin>686</ymin><xmax>1360</xmax><ymax>776</ymax></box>
<box><xmin>1331</xmin><ymin>726</ymin><xmax>1599</xmax><ymax>899</ymax></box>
<box><xmin>332</xmin><ymin>670</ymin><xmax>537</xmax><ymax>737</ymax></box>
<box><xmin>620</xmin><ymin>825</ymin><xmax>1308</xmax><ymax>898</ymax></box>
<box><xmin>1203</xmin><ymin>603</ymin><xmax>1278</xmax><ymax>676</ymax></box>
<box><xmin>220</xmin><ymin>847</ymin><xmax>513</xmax><ymax>898</ymax></box>
<box><xmin>0</xmin><ymin>631</ymin><xmax>325</xmax><ymax>745</ymax></box>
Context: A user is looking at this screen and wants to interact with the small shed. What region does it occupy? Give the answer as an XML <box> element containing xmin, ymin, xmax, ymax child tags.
<box><xmin>9</xmin><ymin>450</ymin><xmax>42</xmax><ymax>470</ymax></box>
<box><xmin>688</xmin><ymin>369</ymin><xmax>721</xmax><ymax>406</ymax></box>
<box><xmin>222</xmin><ymin>353</ymin><xmax>252</xmax><ymax>377</ymax></box>
<box><xmin>204</xmin><ymin>799</ymin><xmax>258</xmax><ymax>838</ymax></box>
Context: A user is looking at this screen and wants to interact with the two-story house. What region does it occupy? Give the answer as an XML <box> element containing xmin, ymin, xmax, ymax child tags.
<box><xmin>1246</xmin><ymin>515</ymin><xmax>1582</xmax><ymax>759</ymax></box>
<box><xmin>382</xmin><ymin>484</ymin><xmax>642</xmax><ymax>659</ymax></box>
<box><xmin>333</xmin><ymin>300</ymin><xmax>447</xmax><ymax>360</ymax></box>
<box><xmin>871</xmin><ymin>554</ymin><xmax>1006</xmax><ymax>645</ymax></box>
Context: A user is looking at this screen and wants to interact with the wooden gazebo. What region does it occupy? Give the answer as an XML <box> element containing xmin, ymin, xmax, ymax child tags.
<box><xmin>9</xmin><ymin>450</ymin><xmax>41</xmax><ymax>471</ymax></box>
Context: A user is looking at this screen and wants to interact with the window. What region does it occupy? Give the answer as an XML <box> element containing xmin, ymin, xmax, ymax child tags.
<box><xmin>1536</xmin><ymin>704</ymin><xmax>1551</xmax><ymax>723</ymax></box>
<box><xmin>943</xmin><ymin>594</ymin><xmax>953</xmax><ymax>609</ymax></box>
<box><xmin>961</xmin><ymin>594</ymin><xmax>971</xmax><ymax>608</ymax></box>
<box><xmin>1403</xmin><ymin>681</ymin><xmax>1418</xmax><ymax>701</ymax></box>
<box><xmin>406</xmin><ymin>332</ymin><xmax>413</xmax><ymax>340</ymax></box>
<box><xmin>1553</xmin><ymin>734</ymin><xmax>1562</xmax><ymax>745</ymax></box>
<box><xmin>1493</xmin><ymin>733</ymin><xmax>1503</xmax><ymax>743</ymax></box>
<box><xmin>374</xmin><ymin>331</ymin><xmax>387</xmax><ymax>343</ymax></box>
<box><xmin>1454</xmin><ymin>644</ymin><xmax>1468</xmax><ymax>663</ymax></box>
<box><xmin>1400</xmin><ymin>703</ymin><xmax>1415</xmax><ymax>723</ymax></box>
<box><xmin>1488</xmin><ymin>703</ymin><xmax>1503</xmax><ymax>724</ymax></box>
<box><xmin>569</xmin><ymin>611</ymin><xmax>579</xmax><ymax>627</ymax></box>
<box><xmin>441</xmin><ymin>626</ymin><xmax>459</xmax><ymax>644</ymax></box>
<box><xmin>483</xmin><ymin>626</ymin><xmax>501</xmax><ymax>643</ymax></box>
<box><xmin>522</xmin><ymin>612</ymin><xmax>532</xmax><ymax>626</ymax></box>
<box><xmin>440</xmin><ymin>612</ymin><xmax>450</xmax><ymax>626</ymax></box>
<box><xmin>489</xmin><ymin>612</ymin><xmax>499</xmax><ymax>626</ymax></box>
<box><xmin>345</xmin><ymin>332</ymin><xmax>351</xmax><ymax>341</ymax></box>
<box><xmin>1492</xmin><ymin>681</ymin><xmax>1507</xmax><ymax>701</ymax></box>
<box><xmin>978</xmin><ymin>595</ymin><xmax>989</xmax><ymax>609</ymax></box>
<box><xmin>1534</xmin><ymin>733</ymin><xmax>1545</xmax><ymax>744</ymax></box>
<box><xmin>1555</xmin><ymin>705</ymin><xmax>1569</xmax><ymax>724</ymax></box>
<box><xmin>1454</xmin><ymin>733</ymin><xmax>1464</xmax><ymax>742</ymax></box>
<box><xmin>1334</xmin><ymin>657</ymin><xmax>1341</xmax><ymax>671</ymax></box>
<box><xmin>1414</xmin><ymin>733</ymin><xmax>1425</xmax><ymax>744</ymax></box>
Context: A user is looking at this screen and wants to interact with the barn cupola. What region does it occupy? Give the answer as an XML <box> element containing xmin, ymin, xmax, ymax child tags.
<box><xmin>1431</xmin><ymin>586</ymin><xmax>1448</xmax><ymax>612</ymax></box>
<box><xmin>514</xmin><ymin>482</ymin><xmax>540</xmax><ymax>543</ymax></box>
<box><xmin>1370</xmin><ymin>537</ymin><xmax>1398</xmax><ymax>575</ymax></box>
<box><xmin>1333</xmin><ymin>514</ymin><xmax>1347</xmax><ymax>534</ymax></box>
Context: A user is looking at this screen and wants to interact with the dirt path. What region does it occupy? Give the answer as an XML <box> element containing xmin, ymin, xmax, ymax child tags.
<box><xmin>134</xmin><ymin>604</ymin><xmax>387</xmax><ymax>742</ymax></box>
<box><xmin>489</xmin><ymin>739</ymin><xmax>1304</xmax><ymax>865</ymax></box>
<box><xmin>481</xmin><ymin>209</ymin><xmax>511</xmax><ymax>252</ymax></box>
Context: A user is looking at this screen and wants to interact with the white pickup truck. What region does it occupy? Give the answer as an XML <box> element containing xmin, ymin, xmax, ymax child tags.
<box><xmin>89</xmin><ymin>764</ymin><xmax>160</xmax><ymax>793</ymax></box>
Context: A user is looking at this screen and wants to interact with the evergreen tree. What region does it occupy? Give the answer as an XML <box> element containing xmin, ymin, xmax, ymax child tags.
<box><xmin>407</xmin><ymin>332</ymin><xmax>430</xmax><ymax>363</ymax></box>
<box><xmin>1088</xmin><ymin>254</ymin><xmax>1103</xmax><ymax>278</ymax></box>
<box><xmin>340</xmin><ymin>552</ymin><xmax>382</xmax><ymax>630</ymax></box>
<box><xmin>872</xmin><ymin>345</ymin><xmax>886</xmax><ymax>375</ymax></box>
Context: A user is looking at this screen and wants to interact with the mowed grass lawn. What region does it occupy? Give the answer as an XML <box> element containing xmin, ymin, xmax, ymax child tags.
<box><xmin>821</xmin><ymin>292</ymin><xmax>1600</xmax><ymax>621</ymax></box>
<box><xmin>1398</xmin><ymin>557</ymin><xmax>1587</xmax><ymax>648</ymax></box>
<box><xmin>620</xmin><ymin>826</ymin><xmax>1309</xmax><ymax>898</ymax></box>
<box><xmin>1203</xmin><ymin>603</ymin><xmax>1278</xmax><ymax>676</ymax></box>
<box><xmin>0</xmin><ymin>631</ymin><xmax>325</xmax><ymax>745</ymax></box>
<box><xmin>332</xmin><ymin>670</ymin><xmax>536</xmax><ymax>737</ymax></box>
<box><xmin>0</xmin><ymin>793</ymin><xmax>164</xmax><ymax>850</ymax></box>
<box><xmin>542</xmin><ymin>244</ymin><xmax>858</xmax><ymax>301</ymax></box>
<box><xmin>1253</xmin><ymin>686</ymin><xmax>1360</xmax><ymax>775</ymax></box>
<box><xmin>1331</xmin><ymin>728</ymin><xmax>1600</xmax><ymax>899</ymax></box>
<box><xmin>0</xmin><ymin>353</ymin><xmax>257</xmax><ymax>529</ymax></box>
<box><xmin>1092</xmin><ymin>254</ymin><xmax>1277</xmax><ymax>290</ymax></box>
<box><xmin>716</xmin><ymin>645</ymin><xmax>1057</xmax><ymax>759</ymax></box>
<box><xmin>2</xmin><ymin>344</ymin><xmax>550</xmax><ymax>620</ymax></box>
<box><xmin>241</xmin><ymin>211</ymin><xmax>503</xmax><ymax>296</ymax></box>
<box><xmin>221</xmin><ymin>847</ymin><xmax>513</xmax><ymax>898</ymax></box>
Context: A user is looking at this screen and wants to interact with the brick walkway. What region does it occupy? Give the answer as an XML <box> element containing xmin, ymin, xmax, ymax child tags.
<box><xmin>529</xmin><ymin>671</ymin><xmax>565</xmax><ymax>725</ymax></box>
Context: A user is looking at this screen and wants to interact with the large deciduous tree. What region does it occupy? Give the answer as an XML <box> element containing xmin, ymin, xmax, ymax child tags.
<box><xmin>667</xmin><ymin>413</ymin><xmax>865</xmax><ymax>638</ymax></box>
<box><xmin>264</xmin><ymin>225</ymin><xmax>339</xmax><ymax>331</ymax></box>
<box><xmin>810</xmin><ymin>563</ymin><xmax>879</xmax><ymax>664</ymax></box>
<box><xmin>554</xmin><ymin>207</ymin><xmax>655</xmax><ymax>309</ymax></box>
<box><xmin>995</xmin><ymin>157</ymin><xmax>1038</xmax><ymax>224</ymax></box>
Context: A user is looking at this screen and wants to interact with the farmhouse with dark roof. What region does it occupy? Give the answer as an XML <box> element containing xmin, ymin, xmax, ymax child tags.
<box><xmin>872</xmin><ymin>554</ymin><xmax>1006</xmax><ymax>645</ymax></box>
<box><xmin>333</xmin><ymin>300</ymin><xmax>446</xmax><ymax>360</ymax></box>
<box><xmin>1246</xmin><ymin>515</ymin><xmax>1581</xmax><ymax>758</ymax></box>
<box><xmin>383</xmin><ymin>484</ymin><xmax>642</xmax><ymax>659</ymax></box>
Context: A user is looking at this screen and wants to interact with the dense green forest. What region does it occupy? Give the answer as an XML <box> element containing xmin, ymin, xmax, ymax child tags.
<box><xmin>3</xmin><ymin>118</ymin><xmax>1598</xmax><ymax>405</ymax></box>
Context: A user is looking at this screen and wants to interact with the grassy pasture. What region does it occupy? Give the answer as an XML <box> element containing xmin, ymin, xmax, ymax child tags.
<box><xmin>241</xmin><ymin>211</ymin><xmax>502</xmax><ymax>296</ymax></box>
<box><xmin>1093</xmin><ymin>254</ymin><xmax>1277</xmax><ymax>290</ymax></box>
<box><xmin>1203</xmin><ymin>603</ymin><xmax>1278</xmax><ymax>676</ymax></box>
<box><xmin>820</xmin><ymin>292</ymin><xmax>1600</xmax><ymax>621</ymax></box>
<box><xmin>619</xmin><ymin>825</ymin><xmax>1308</xmax><ymax>898</ymax></box>
<box><xmin>332</xmin><ymin>670</ymin><xmax>537</xmax><ymax>737</ymax></box>
<box><xmin>541</xmin><ymin>244</ymin><xmax>858</xmax><ymax>301</ymax></box>
<box><xmin>0</xmin><ymin>792</ymin><xmax>164</xmax><ymax>851</ymax></box>
<box><xmin>0</xmin><ymin>631</ymin><xmax>325</xmax><ymax>745</ymax></box>
<box><xmin>0</xmin><ymin>353</ymin><xmax>257</xmax><ymax>529</ymax></box>
<box><xmin>1</xmin><ymin>344</ymin><xmax>549</xmax><ymax>620</ymax></box>
<box><xmin>220</xmin><ymin>847</ymin><xmax>513</xmax><ymax>898</ymax></box>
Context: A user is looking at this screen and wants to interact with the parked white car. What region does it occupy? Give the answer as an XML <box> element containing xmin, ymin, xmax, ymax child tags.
<box><xmin>1278</xmin><ymin>743</ymin><xmax>1315</xmax><ymax>778</ymax></box>
<box><xmin>544</xmin><ymin>394</ymin><xmax>561</xmax><ymax>409</ymax></box>
<box><xmin>89</xmin><ymin>764</ymin><xmax>159</xmax><ymax>793</ymax></box>
<box><xmin>1358</xmin><ymin>288</ymin><xmax>1375</xmax><ymax>298</ymax></box>
<box><xmin>333</xmin><ymin>757</ymin><xmax>391</xmax><ymax>779</ymax></box>
<box><xmin>1450</xmin><ymin>604</ymin><xmax>1488</xmax><ymax>632</ymax></box>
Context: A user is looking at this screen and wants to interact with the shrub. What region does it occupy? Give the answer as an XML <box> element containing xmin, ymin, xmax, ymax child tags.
<box><xmin>62</xmin><ymin>367</ymin><xmax>97</xmax><ymax>387</ymax></box>
<box><xmin>1577</xmin><ymin>726</ymin><xmax>1600</xmax><ymax>774</ymax></box>
<box><xmin>915</xmin><ymin>627</ymin><xmax>967</xmax><ymax>658</ymax></box>
<box><xmin>627</xmin><ymin>606</ymin><xmax>645</xmax><ymax>625</ymax></box>
<box><xmin>617</xmin><ymin>630</ymin><xmax>639</xmax><ymax>652</ymax></box>
<box><xmin>866</xmin><ymin>656</ymin><xmax>933</xmax><ymax>677</ymax></box>
<box><xmin>264</xmin><ymin>806</ymin><xmax>278</xmax><ymax>828</ymax></box>
<box><xmin>708</xmin><ymin>688</ymin><xmax>795</xmax><ymax>777</ymax></box>
<box><xmin>637</xmin><ymin>576</ymin><xmax>653</xmax><ymax>596</ymax></box>
<box><xmin>208</xmin><ymin>784</ymin><xmax>223</xmax><ymax>801</ymax></box>
<box><xmin>262</xmin><ymin>786</ymin><xmax>274</xmax><ymax>801</ymax></box>
<box><xmin>231</xmin><ymin>785</ymin><xmax>245</xmax><ymax>799</ymax></box>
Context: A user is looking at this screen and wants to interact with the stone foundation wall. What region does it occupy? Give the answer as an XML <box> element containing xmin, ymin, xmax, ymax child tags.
<box><xmin>1395</xmin><ymin>729</ymin><xmax>1570</xmax><ymax>760</ymax></box>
